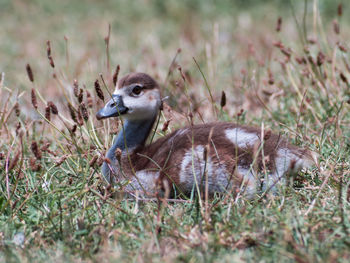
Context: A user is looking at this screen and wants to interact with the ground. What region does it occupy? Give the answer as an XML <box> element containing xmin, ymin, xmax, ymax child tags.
<box><xmin>0</xmin><ymin>0</ymin><xmax>349</xmax><ymax>262</ymax></box>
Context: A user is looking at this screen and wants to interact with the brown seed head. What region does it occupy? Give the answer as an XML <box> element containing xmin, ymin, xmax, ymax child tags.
<box><xmin>79</xmin><ymin>102</ymin><xmax>89</xmax><ymax>121</ymax></box>
<box><xmin>31</xmin><ymin>141</ymin><xmax>42</xmax><ymax>160</ymax></box>
<box><xmin>26</xmin><ymin>63</ymin><xmax>34</xmax><ymax>82</ymax></box>
<box><xmin>280</xmin><ymin>47</ymin><xmax>292</xmax><ymax>58</ymax></box>
<box><xmin>77</xmin><ymin>109</ymin><xmax>84</xmax><ymax>125</ymax></box>
<box><xmin>46</xmin><ymin>40</ymin><xmax>51</xmax><ymax>56</ymax></box>
<box><xmin>188</xmin><ymin>112</ymin><xmax>193</xmax><ymax>125</ymax></box>
<box><xmin>67</xmin><ymin>103</ymin><xmax>77</xmax><ymax>123</ymax></box>
<box><xmin>178</xmin><ymin>66</ymin><xmax>186</xmax><ymax>82</ymax></box>
<box><xmin>40</xmin><ymin>142</ymin><xmax>51</xmax><ymax>152</ymax></box>
<box><xmin>273</xmin><ymin>41</ymin><xmax>284</xmax><ymax>49</ymax></box>
<box><xmin>337</xmin><ymin>42</ymin><xmax>347</xmax><ymax>53</ymax></box>
<box><xmin>71</xmin><ymin>124</ymin><xmax>77</xmax><ymax>133</ymax></box>
<box><xmin>73</xmin><ymin>79</ymin><xmax>79</xmax><ymax>97</ymax></box>
<box><xmin>317</xmin><ymin>51</ymin><xmax>325</xmax><ymax>66</ymax></box>
<box><xmin>8</xmin><ymin>150</ymin><xmax>20</xmax><ymax>171</ymax></box>
<box><xmin>78</xmin><ymin>89</ymin><xmax>83</xmax><ymax>103</ymax></box>
<box><xmin>45</xmin><ymin>105</ymin><xmax>51</xmax><ymax>121</ymax></box>
<box><xmin>14</xmin><ymin>102</ymin><xmax>20</xmax><ymax>117</ymax></box>
<box><xmin>86</xmin><ymin>90</ymin><xmax>93</xmax><ymax>108</ymax></box>
<box><xmin>113</xmin><ymin>65</ymin><xmax>120</xmax><ymax>87</ymax></box>
<box><xmin>29</xmin><ymin>157</ymin><xmax>41</xmax><ymax>171</ymax></box>
<box><xmin>338</xmin><ymin>3</ymin><xmax>343</xmax><ymax>16</ymax></box>
<box><xmin>94</xmin><ymin>79</ymin><xmax>104</xmax><ymax>101</ymax></box>
<box><xmin>89</xmin><ymin>155</ymin><xmax>98</xmax><ymax>167</ymax></box>
<box><xmin>220</xmin><ymin>91</ymin><xmax>226</xmax><ymax>108</ymax></box>
<box><xmin>48</xmin><ymin>56</ymin><xmax>55</xmax><ymax>68</ymax></box>
<box><xmin>340</xmin><ymin>72</ymin><xmax>348</xmax><ymax>85</ymax></box>
<box><xmin>276</xmin><ymin>17</ymin><xmax>282</xmax><ymax>32</ymax></box>
<box><xmin>55</xmin><ymin>155</ymin><xmax>67</xmax><ymax>167</ymax></box>
<box><xmin>308</xmin><ymin>55</ymin><xmax>316</xmax><ymax>65</ymax></box>
<box><xmin>31</xmin><ymin>88</ymin><xmax>38</xmax><ymax>109</ymax></box>
<box><xmin>333</xmin><ymin>20</ymin><xmax>340</xmax><ymax>34</ymax></box>
<box><xmin>46</xmin><ymin>41</ymin><xmax>55</xmax><ymax>68</ymax></box>
<box><xmin>15</xmin><ymin>122</ymin><xmax>21</xmax><ymax>136</ymax></box>
<box><xmin>295</xmin><ymin>56</ymin><xmax>306</xmax><ymax>65</ymax></box>
<box><xmin>48</xmin><ymin>101</ymin><xmax>58</xmax><ymax>115</ymax></box>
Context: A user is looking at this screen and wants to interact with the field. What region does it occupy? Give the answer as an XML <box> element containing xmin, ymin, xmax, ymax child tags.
<box><xmin>0</xmin><ymin>0</ymin><xmax>350</xmax><ymax>262</ymax></box>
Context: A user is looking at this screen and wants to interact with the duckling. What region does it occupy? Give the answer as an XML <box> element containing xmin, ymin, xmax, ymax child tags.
<box><xmin>96</xmin><ymin>72</ymin><xmax>316</xmax><ymax>199</ymax></box>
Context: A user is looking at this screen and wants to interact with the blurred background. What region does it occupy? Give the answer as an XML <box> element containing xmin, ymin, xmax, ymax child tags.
<box><xmin>0</xmin><ymin>0</ymin><xmax>348</xmax><ymax>122</ymax></box>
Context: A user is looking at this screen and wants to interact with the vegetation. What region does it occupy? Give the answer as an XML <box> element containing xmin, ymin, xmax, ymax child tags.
<box><xmin>0</xmin><ymin>0</ymin><xmax>349</xmax><ymax>262</ymax></box>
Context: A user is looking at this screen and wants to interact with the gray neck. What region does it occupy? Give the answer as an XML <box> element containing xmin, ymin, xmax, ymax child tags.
<box><xmin>107</xmin><ymin>117</ymin><xmax>156</xmax><ymax>157</ymax></box>
<box><xmin>102</xmin><ymin>116</ymin><xmax>157</xmax><ymax>183</ymax></box>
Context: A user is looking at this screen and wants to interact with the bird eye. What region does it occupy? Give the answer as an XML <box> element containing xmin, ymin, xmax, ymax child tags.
<box><xmin>132</xmin><ymin>85</ymin><xmax>143</xmax><ymax>96</ymax></box>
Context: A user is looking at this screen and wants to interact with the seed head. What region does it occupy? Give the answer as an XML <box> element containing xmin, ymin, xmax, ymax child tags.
<box><xmin>333</xmin><ymin>20</ymin><xmax>340</xmax><ymax>34</ymax></box>
<box><xmin>79</xmin><ymin>102</ymin><xmax>89</xmax><ymax>121</ymax></box>
<box><xmin>86</xmin><ymin>90</ymin><xmax>93</xmax><ymax>108</ymax></box>
<box><xmin>89</xmin><ymin>155</ymin><xmax>98</xmax><ymax>167</ymax></box>
<box><xmin>337</xmin><ymin>42</ymin><xmax>347</xmax><ymax>53</ymax></box>
<box><xmin>178</xmin><ymin>66</ymin><xmax>186</xmax><ymax>82</ymax></box>
<box><xmin>29</xmin><ymin>158</ymin><xmax>41</xmax><ymax>171</ymax></box>
<box><xmin>276</xmin><ymin>17</ymin><xmax>282</xmax><ymax>32</ymax></box>
<box><xmin>55</xmin><ymin>155</ymin><xmax>67</xmax><ymax>167</ymax></box>
<box><xmin>46</xmin><ymin>41</ymin><xmax>55</xmax><ymax>68</ymax></box>
<box><xmin>78</xmin><ymin>89</ymin><xmax>83</xmax><ymax>103</ymax></box>
<box><xmin>113</xmin><ymin>65</ymin><xmax>120</xmax><ymax>87</ymax></box>
<box><xmin>280</xmin><ymin>47</ymin><xmax>292</xmax><ymax>58</ymax></box>
<box><xmin>8</xmin><ymin>150</ymin><xmax>20</xmax><ymax>171</ymax></box>
<box><xmin>48</xmin><ymin>56</ymin><xmax>55</xmax><ymax>68</ymax></box>
<box><xmin>237</xmin><ymin>109</ymin><xmax>244</xmax><ymax>117</ymax></box>
<box><xmin>26</xmin><ymin>64</ymin><xmax>34</xmax><ymax>82</ymax></box>
<box><xmin>317</xmin><ymin>51</ymin><xmax>325</xmax><ymax>66</ymax></box>
<box><xmin>46</xmin><ymin>40</ymin><xmax>51</xmax><ymax>56</ymax></box>
<box><xmin>45</xmin><ymin>105</ymin><xmax>51</xmax><ymax>121</ymax></box>
<box><xmin>31</xmin><ymin>141</ymin><xmax>42</xmax><ymax>160</ymax></box>
<box><xmin>48</xmin><ymin>101</ymin><xmax>58</xmax><ymax>115</ymax></box>
<box><xmin>14</xmin><ymin>102</ymin><xmax>20</xmax><ymax>117</ymax></box>
<box><xmin>340</xmin><ymin>72</ymin><xmax>348</xmax><ymax>85</ymax></box>
<box><xmin>68</xmin><ymin>103</ymin><xmax>77</xmax><ymax>123</ymax></box>
<box><xmin>220</xmin><ymin>91</ymin><xmax>226</xmax><ymax>108</ymax></box>
<box><xmin>295</xmin><ymin>56</ymin><xmax>306</xmax><ymax>65</ymax></box>
<box><xmin>94</xmin><ymin>79</ymin><xmax>104</xmax><ymax>101</ymax></box>
<box><xmin>73</xmin><ymin>79</ymin><xmax>79</xmax><ymax>97</ymax></box>
<box><xmin>77</xmin><ymin>109</ymin><xmax>84</xmax><ymax>126</ymax></box>
<box><xmin>40</xmin><ymin>142</ymin><xmax>51</xmax><ymax>152</ymax></box>
<box><xmin>338</xmin><ymin>3</ymin><xmax>343</xmax><ymax>16</ymax></box>
<box><xmin>15</xmin><ymin>122</ymin><xmax>21</xmax><ymax>136</ymax></box>
<box><xmin>31</xmin><ymin>88</ymin><xmax>38</xmax><ymax>109</ymax></box>
<box><xmin>71</xmin><ymin>124</ymin><xmax>77</xmax><ymax>133</ymax></box>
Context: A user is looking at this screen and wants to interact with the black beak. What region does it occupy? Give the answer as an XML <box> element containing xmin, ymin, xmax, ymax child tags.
<box><xmin>96</xmin><ymin>95</ymin><xmax>128</xmax><ymax>120</ymax></box>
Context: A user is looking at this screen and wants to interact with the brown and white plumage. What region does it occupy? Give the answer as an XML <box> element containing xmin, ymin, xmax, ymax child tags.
<box><xmin>96</xmin><ymin>73</ymin><xmax>316</xmax><ymax>199</ymax></box>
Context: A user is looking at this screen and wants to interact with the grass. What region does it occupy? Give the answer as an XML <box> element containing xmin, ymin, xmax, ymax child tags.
<box><xmin>0</xmin><ymin>0</ymin><xmax>350</xmax><ymax>262</ymax></box>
